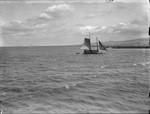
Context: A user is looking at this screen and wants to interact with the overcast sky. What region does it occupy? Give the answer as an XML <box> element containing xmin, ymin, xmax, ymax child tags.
<box><xmin>0</xmin><ymin>0</ymin><xmax>149</xmax><ymax>46</ymax></box>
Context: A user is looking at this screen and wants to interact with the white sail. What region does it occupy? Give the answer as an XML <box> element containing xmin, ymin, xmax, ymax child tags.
<box><xmin>80</xmin><ymin>45</ymin><xmax>90</xmax><ymax>50</ymax></box>
<box><xmin>80</xmin><ymin>38</ymin><xmax>91</xmax><ymax>50</ymax></box>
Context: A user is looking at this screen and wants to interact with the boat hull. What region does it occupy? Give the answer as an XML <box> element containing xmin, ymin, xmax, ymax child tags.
<box><xmin>83</xmin><ymin>50</ymin><xmax>101</xmax><ymax>54</ymax></box>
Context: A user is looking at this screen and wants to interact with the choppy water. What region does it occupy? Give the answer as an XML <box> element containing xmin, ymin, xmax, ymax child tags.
<box><xmin>0</xmin><ymin>46</ymin><xmax>149</xmax><ymax>113</ymax></box>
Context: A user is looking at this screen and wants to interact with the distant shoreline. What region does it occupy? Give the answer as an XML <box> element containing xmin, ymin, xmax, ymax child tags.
<box><xmin>90</xmin><ymin>45</ymin><xmax>150</xmax><ymax>49</ymax></box>
<box><xmin>107</xmin><ymin>46</ymin><xmax>150</xmax><ymax>49</ymax></box>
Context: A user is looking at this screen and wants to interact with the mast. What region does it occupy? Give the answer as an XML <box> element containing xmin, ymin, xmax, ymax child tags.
<box><xmin>89</xmin><ymin>32</ymin><xmax>91</xmax><ymax>40</ymax></box>
<box><xmin>89</xmin><ymin>32</ymin><xmax>91</xmax><ymax>50</ymax></box>
<box><xmin>148</xmin><ymin>27</ymin><xmax>150</xmax><ymax>46</ymax></box>
<box><xmin>96</xmin><ymin>37</ymin><xmax>98</xmax><ymax>51</ymax></box>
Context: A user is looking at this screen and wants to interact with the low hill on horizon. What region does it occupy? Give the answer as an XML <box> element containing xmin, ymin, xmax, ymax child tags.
<box><xmin>101</xmin><ymin>38</ymin><xmax>150</xmax><ymax>47</ymax></box>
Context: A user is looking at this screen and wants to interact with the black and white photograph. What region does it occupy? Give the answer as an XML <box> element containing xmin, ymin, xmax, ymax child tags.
<box><xmin>0</xmin><ymin>0</ymin><xmax>149</xmax><ymax>113</ymax></box>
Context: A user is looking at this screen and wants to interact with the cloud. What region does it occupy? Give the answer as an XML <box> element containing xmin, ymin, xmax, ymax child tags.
<box><xmin>44</xmin><ymin>4</ymin><xmax>74</xmax><ymax>20</ymax></box>
<box><xmin>0</xmin><ymin>19</ymin><xmax>5</xmax><ymax>26</ymax></box>
<box><xmin>91</xmin><ymin>1</ymin><xmax>148</xmax><ymax>20</ymax></box>
<box><xmin>34</xmin><ymin>23</ymin><xmax>47</xmax><ymax>28</ymax></box>
<box><xmin>1</xmin><ymin>20</ymin><xmax>35</xmax><ymax>39</ymax></box>
<box><xmin>39</xmin><ymin>13</ymin><xmax>52</xmax><ymax>20</ymax></box>
<box><xmin>130</xmin><ymin>16</ymin><xmax>148</xmax><ymax>26</ymax></box>
<box><xmin>0</xmin><ymin>3</ymin><xmax>75</xmax><ymax>46</ymax></box>
<box><xmin>83</xmin><ymin>14</ymin><xmax>95</xmax><ymax>19</ymax></box>
<box><xmin>2</xmin><ymin>20</ymin><xmax>33</xmax><ymax>32</ymax></box>
<box><xmin>26</xmin><ymin>4</ymin><xmax>74</xmax><ymax>26</ymax></box>
<box><xmin>111</xmin><ymin>19</ymin><xmax>148</xmax><ymax>39</ymax></box>
<box><xmin>1</xmin><ymin>4</ymin><xmax>74</xmax><ymax>37</ymax></box>
<box><xmin>112</xmin><ymin>0</ymin><xmax>147</xmax><ymax>2</ymax></box>
<box><xmin>79</xmin><ymin>25</ymin><xmax>101</xmax><ymax>34</ymax></box>
<box><xmin>46</xmin><ymin>4</ymin><xmax>74</xmax><ymax>12</ymax></box>
<box><xmin>78</xmin><ymin>17</ymin><xmax>147</xmax><ymax>39</ymax></box>
<box><xmin>78</xmin><ymin>25</ymin><xmax>114</xmax><ymax>35</ymax></box>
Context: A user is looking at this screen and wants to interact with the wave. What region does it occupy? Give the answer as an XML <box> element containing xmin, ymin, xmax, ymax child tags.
<box><xmin>0</xmin><ymin>87</ymin><xmax>23</xmax><ymax>93</ymax></box>
<box><xmin>133</xmin><ymin>62</ymin><xmax>150</xmax><ymax>67</ymax></box>
<box><xmin>0</xmin><ymin>100</ymin><xmax>20</xmax><ymax>109</ymax></box>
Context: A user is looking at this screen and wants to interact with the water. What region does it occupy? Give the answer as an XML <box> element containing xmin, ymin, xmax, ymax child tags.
<box><xmin>0</xmin><ymin>46</ymin><xmax>149</xmax><ymax>113</ymax></box>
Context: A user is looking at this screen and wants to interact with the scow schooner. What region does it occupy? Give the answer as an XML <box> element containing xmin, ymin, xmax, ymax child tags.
<box><xmin>80</xmin><ymin>33</ymin><xmax>107</xmax><ymax>54</ymax></box>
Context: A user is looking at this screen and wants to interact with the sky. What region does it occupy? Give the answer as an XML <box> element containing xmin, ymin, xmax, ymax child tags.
<box><xmin>0</xmin><ymin>0</ymin><xmax>149</xmax><ymax>46</ymax></box>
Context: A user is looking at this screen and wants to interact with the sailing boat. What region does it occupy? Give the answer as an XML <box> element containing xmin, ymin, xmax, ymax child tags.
<box><xmin>80</xmin><ymin>34</ymin><xmax>107</xmax><ymax>54</ymax></box>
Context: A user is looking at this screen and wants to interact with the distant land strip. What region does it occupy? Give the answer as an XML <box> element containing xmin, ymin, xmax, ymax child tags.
<box><xmin>91</xmin><ymin>45</ymin><xmax>150</xmax><ymax>49</ymax></box>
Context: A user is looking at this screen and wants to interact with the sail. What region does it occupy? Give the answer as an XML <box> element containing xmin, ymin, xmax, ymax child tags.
<box><xmin>99</xmin><ymin>41</ymin><xmax>107</xmax><ymax>51</ymax></box>
<box><xmin>80</xmin><ymin>38</ymin><xmax>91</xmax><ymax>50</ymax></box>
